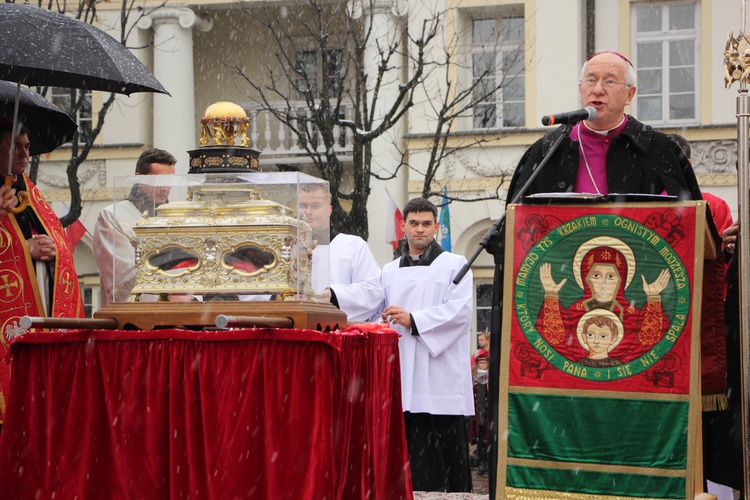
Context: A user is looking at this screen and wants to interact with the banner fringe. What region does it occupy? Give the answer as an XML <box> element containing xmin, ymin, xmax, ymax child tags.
<box><xmin>505</xmin><ymin>486</ymin><xmax>675</xmax><ymax>500</ymax></box>
<box><xmin>701</xmin><ymin>393</ymin><xmax>728</xmax><ymax>412</ymax></box>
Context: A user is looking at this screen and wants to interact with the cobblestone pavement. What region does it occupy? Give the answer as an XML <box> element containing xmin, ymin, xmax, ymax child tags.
<box><xmin>471</xmin><ymin>465</ymin><xmax>489</xmax><ymax>495</ymax></box>
<box><xmin>412</xmin><ymin>465</ymin><xmax>490</xmax><ymax>500</ymax></box>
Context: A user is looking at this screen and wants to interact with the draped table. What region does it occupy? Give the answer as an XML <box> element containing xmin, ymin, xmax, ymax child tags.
<box><xmin>0</xmin><ymin>326</ymin><xmax>413</xmax><ymax>499</ymax></box>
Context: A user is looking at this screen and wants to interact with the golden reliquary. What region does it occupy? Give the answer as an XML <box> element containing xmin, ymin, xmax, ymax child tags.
<box><xmin>91</xmin><ymin>101</ymin><xmax>346</xmax><ymax>331</ymax></box>
<box><xmin>129</xmin><ymin>178</ymin><xmax>316</xmax><ymax>301</ymax></box>
<box><xmin>96</xmin><ymin>170</ymin><xmax>344</xmax><ymax>330</ymax></box>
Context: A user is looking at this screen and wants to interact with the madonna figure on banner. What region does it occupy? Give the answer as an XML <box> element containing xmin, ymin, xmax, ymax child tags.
<box><xmin>536</xmin><ymin>236</ymin><xmax>670</xmax><ymax>364</ymax></box>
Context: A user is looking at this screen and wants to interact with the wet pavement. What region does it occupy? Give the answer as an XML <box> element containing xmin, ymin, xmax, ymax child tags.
<box><xmin>471</xmin><ymin>465</ymin><xmax>490</xmax><ymax>495</ymax></box>
<box><xmin>412</xmin><ymin>463</ymin><xmax>490</xmax><ymax>499</ymax></box>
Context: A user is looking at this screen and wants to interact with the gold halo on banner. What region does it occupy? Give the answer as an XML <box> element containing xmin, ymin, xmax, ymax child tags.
<box><xmin>575</xmin><ymin>309</ymin><xmax>625</xmax><ymax>353</ymax></box>
<box><xmin>572</xmin><ymin>236</ymin><xmax>636</xmax><ymax>290</ymax></box>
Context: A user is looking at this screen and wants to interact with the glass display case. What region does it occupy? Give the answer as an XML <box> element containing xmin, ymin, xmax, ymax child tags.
<box><xmin>104</xmin><ymin>171</ymin><xmax>331</xmax><ymax>304</ymax></box>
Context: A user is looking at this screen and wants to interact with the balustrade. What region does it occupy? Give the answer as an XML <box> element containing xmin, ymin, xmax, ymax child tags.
<box><xmin>242</xmin><ymin>100</ymin><xmax>354</xmax><ymax>158</ymax></box>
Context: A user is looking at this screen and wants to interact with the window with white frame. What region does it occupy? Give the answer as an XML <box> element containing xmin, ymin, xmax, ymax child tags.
<box><xmin>295</xmin><ymin>50</ymin><xmax>318</xmax><ymax>98</ymax></box>
<box><xmin>632</xmin><ymin>2</ymin><xmax>698</xmax><ymax>123</ymax></box>
<box><xmin>324</xmin><ymin>49</ymin><xmax>345</xmax><ymax>98</ymax></box>
<box><xmin>292</xmin><ymin>48</ymin><xmax>348</xmax><ymax>149</ymax></box>
<box><xmin>50</xmin><ymin>87</ymin><xmax>92</xmax><ymax>145</ymax></box>
<box><xmin>80</xmin><ymin>283</ymin><xmax>93</xmax><ymax>318</ymax></box>
<box><xmin>475</xmin><ymin>282</ymin><xmax>492</xmax><ymax>334</ymax></box>
<box><xmin>294</xmin><ymin>48</ymin><xmax>346</xmax><ymax>100</ymax></box>
<box><xmin>471</xmin><ymin>15</ymin><xmax>525</xmax><ymax>129</ymax></box>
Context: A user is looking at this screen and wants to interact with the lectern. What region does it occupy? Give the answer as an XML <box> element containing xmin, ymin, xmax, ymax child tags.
<box><xmin>496</xmin><ymin>199</ymin><xmax>721</xmax><ymax>500</ymax></box>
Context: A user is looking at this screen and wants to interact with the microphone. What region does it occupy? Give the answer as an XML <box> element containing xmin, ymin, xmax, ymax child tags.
<box><xmin>541</xmin><ymin>106</ymin><xmax>597</xmax><ymax>126</ymax></box>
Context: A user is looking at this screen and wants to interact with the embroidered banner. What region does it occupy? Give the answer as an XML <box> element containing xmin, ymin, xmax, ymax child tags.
<box><xmin>498</xmin><ymin>201</ymin><xmax>706</xmax><ymax>500</ymax></box>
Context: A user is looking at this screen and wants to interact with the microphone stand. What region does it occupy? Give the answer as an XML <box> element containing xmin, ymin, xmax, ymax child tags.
<box><xmin>453</xmin><ymin>122</ymin><xmax>573</xmax><ymax>285</ymax></box>
<box><xmin>453</xmin><ymin>122</ymin><xmax>574</xmax><ymax>500</ymax></box>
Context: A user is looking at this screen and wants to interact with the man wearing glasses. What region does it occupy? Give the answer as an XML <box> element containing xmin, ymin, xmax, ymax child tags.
<box><xmin>502</xmin><ymin>51</ymin><xmax>736</xmax><ymax>496</ymax></box>
<box><xmin>507</xmin><ymin>50</ymin><xmax>701</xmax><ymax>201</ymax></box>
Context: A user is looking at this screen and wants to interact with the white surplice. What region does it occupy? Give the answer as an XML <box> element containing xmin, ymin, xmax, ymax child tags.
<box><xmin>315</xmin><ymin>233</ymin><xmax>383</xmax><ymax>322</ymax></box>
<box><xmin>381</xmin><ymin>252</ymin><xmax>474</xmax><ymax>416</ymax></box>
<box><xmin>93</xmin><ymin>200</ymin><xmax>143</xmax><ymax>308</ymax></box>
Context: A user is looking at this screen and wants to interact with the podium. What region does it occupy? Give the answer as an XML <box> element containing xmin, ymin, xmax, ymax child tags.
<box><xmin>495</xmin><ymin>199</ymin><xmax>721</xmax><ymax>500</ymax></box>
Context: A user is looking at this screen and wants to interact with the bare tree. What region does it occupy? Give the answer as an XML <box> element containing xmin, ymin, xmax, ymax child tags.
<box><xmin>409</xmin><ymin>16</ymin><xmax>526</xmax><ymax>205</ymax></box>
<box><xmin>25</xmin><ymin>0</ymin><xmax>163</xmax><ymax>227</ymax></box>
<box><xmin>233</xmin><ymin>0</ymin><xmax>520</xmax><ymax>236</ymax></box>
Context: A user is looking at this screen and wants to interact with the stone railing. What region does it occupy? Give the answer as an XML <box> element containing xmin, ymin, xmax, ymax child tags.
<box><xmin>242</xmin><ymin>100</ymin><xmax>355</xmax><ymax>159</ymax></box>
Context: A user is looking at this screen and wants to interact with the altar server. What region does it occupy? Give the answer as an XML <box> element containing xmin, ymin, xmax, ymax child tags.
<box><xmin>380</xmin><ymin>197</ymin><xmax>474</xmax><ymax>492</ymax></box>
<box><xmin>298</xmin><ymin>182</ymin><xmax>382</xmax><ymax>322</ymax></box>
<box><xmin>93</xmin><ymin>148</ymin><xmax>177</xmax><ymax>307</ymax></box>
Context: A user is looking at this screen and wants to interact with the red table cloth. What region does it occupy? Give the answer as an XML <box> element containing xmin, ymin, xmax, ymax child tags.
<box><xmin>0</xmin><ymin>326</ymin><xmax>412</xmax><ymax>499</ymax></box>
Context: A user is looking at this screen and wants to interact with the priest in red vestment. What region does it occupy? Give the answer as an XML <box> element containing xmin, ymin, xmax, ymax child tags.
<box><xmin>0</xmin><ymin>122</ymin><xmax>84</xmax><ymax>427</ymax></box>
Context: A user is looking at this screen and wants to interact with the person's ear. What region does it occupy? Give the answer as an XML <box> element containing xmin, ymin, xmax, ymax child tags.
<box><xmin>625</xmin><ymin>85</ymin><xmax>636</xmax><ymax>105</ymax></box>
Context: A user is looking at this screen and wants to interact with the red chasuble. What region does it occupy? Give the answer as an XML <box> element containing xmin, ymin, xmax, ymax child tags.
<box><xmin>0</xmin><ymin>174</ymin><xmax>84</xmax><ymax>423</ymax></box>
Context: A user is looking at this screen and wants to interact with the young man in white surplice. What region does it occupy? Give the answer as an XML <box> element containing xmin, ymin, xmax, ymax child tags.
<box><xmin>298</xmin><ymin>182</ymin><xmax>382</xmax><ymax>323</ymax></box>
<box><xmin>379</xmin><ymin>197</ymin><xmax>474</xmax><ymax>493</ymax></box>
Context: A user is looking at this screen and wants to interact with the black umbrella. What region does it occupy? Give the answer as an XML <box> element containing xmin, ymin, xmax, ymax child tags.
<box><xmin>0</xmin><ymin>81</ymin><xmax>76</xmax><ymax>156</ymax></box>
<box><xmin>0</xmin><ymin>3</ymin><xmax>169</xmax><ymax>211</ymax></box>
<box><xmin>0</xmin><ymin>3</ymin><xmax>169</xmax><ymax>96</ymax></box>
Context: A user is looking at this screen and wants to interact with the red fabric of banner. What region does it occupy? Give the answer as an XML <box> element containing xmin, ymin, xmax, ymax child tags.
<box><xmin>508</xmin><ymin>204</ymin><xmax>698</xmax><ymax>394</ymax></box>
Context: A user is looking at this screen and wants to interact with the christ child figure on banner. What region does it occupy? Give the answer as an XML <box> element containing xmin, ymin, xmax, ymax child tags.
<box><xmin>575</xmin><ymin>310</ymin><xmax>624</xmax><ymax>368</ymax></box>
<box><xmin>537</xmin><ymin>236</ymin><xmax>669</xmax><ymax>363</ymax></box>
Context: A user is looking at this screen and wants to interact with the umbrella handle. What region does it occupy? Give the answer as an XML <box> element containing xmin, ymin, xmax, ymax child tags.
<box><xmin>3</xmin><ymin>175</ymin><xmax>28</xmax><ymax>214</ymax></box>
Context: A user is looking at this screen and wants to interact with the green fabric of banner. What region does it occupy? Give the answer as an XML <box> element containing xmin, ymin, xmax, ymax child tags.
<box><xmin>507</xmin><ymin>392</ymin><xmax>688</xmax><ymax>468</ymax></box>
<box><xmin>506</xmin><ymin>465</ymin><xmax>685</xmax><ymax>499</ymax></box>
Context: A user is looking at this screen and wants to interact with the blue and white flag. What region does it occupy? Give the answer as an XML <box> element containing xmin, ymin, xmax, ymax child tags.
<box><xmin>439</xmin><ymin>186</ymin><xmax>451</xmax><ymax>251</ymax></box>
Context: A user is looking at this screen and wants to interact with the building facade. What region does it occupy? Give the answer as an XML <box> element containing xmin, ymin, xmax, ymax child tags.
<box><xmin>34</xmin><ymin>0</ymin><xmax>742</xmax><ymax>337</ymax></box>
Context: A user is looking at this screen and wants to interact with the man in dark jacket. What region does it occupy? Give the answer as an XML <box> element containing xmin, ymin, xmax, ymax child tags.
<box><xmin>490</xmin><ymin>50</ymin><xmax>713</xmax><ymax>496</ymax></box>
<box><xmin>508</xmin><ymin>50</ymin><xmax>701</xmax><ymax>202</ymax></box>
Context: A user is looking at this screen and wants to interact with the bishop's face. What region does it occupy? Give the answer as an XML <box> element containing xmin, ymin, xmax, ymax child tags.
<box><xmin>579</xmin><ymin>52</ymin><xmax>636</xmax><ymax>131</ymax></box>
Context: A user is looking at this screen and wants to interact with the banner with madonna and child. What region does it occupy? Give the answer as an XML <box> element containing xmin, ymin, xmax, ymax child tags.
<box><xmin>497</xmin><ymin>200</ymin><xmax>720</xmax><ymax>500</ymax></box>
